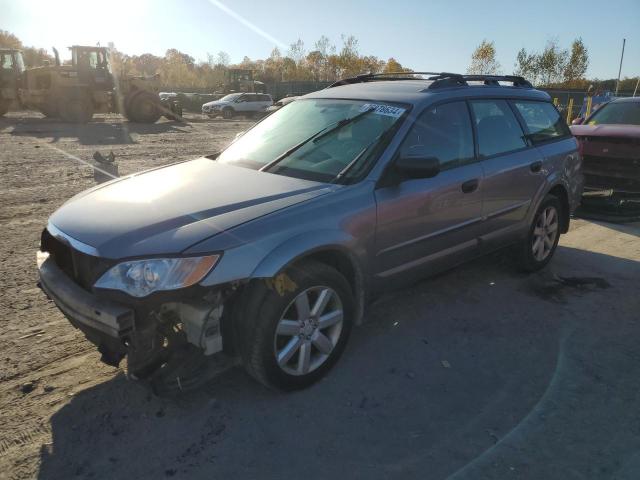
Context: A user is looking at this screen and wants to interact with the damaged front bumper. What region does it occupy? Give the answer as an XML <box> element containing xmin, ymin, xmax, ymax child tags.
<box><xmin>37</xmin><ymin>253</ymin><xmax>237</xmax><ymax>391</ymax></box>
<box><xmin>38</xmin><ymin>256</ymin><xmax>133</xmax><ymax>365</ymax></box>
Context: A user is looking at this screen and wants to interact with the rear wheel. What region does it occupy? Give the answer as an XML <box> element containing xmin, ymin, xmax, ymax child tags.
<box><xmin>237</xmin><ymin>261</ymin><xmax>353</xmax><ymax>390</ymax></box>
<box><xmin>125</xmin><ymin>91</ymin><xmax>162</xmax><ymax>123</ymax></box>
<box><xmin>59</xmin><ymin>94</ymin><xmax>93</xmax><ymax>123</ymax></box>
<box><xmin>0</xmin><ymin>99</ymin><xmax>9</xmax><ymax>117</ymax></box>
<box><xmin>517</xmin><ymin>194</ymin><xmax>562</xmax><ymax>272</ymax></box>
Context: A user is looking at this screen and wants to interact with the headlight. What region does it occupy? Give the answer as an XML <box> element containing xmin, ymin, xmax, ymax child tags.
<box><xmin>94</xmin><ymin>255</ymin><xmax>220</xmax><ymax>297</ymax></box>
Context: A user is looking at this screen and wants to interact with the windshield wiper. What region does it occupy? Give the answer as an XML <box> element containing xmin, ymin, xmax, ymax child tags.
<box><xmin>260</xmin><ymin>108</ymin><xmax>375</xmax><ymax>173</ymax></box>
<box><xmin>333</xmin><ymin>127</ymin><xmax>395</xmax><ymax>182</ymax></box>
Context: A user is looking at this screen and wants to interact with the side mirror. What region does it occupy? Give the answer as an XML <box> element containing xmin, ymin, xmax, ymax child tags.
<box><xmin>396</xmin><ymin>156</ymin><xmax>440</xmax><ymax>179</ymax></box>
<box><xmin>572</xmin><ymin>117</ymin><xmax>584</xmax><ymax>125</ymax></box>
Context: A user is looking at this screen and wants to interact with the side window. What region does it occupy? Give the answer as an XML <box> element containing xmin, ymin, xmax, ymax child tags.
<box><xmin>2</xmin><ymin>53</ymin><xmax>13</xmax><ymax>70</ymax></box>
<box><xmin>399</xmin><ymin>101</ymin><xmax>475</xmax><ymax>171</ymax></box>
<box><xmin>88</xmin><ymin>52</ymin><xmax>98</xmax><ymax>69</ymax></box>
<box><xmin>470</xmin><ymin>100</ymin><xmax>527</xmax><ymax>158</ymax></box>
<box><xmin>513</xmin><ymin>100</ymin><xmax>570</xmax><ymax>143</ymax></box>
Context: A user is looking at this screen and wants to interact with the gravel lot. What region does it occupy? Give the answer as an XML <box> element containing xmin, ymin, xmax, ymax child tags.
<box><xmin>1</xmin><ymin>111</ymin><xmax>639</xmax><ymax>480</ymax></box>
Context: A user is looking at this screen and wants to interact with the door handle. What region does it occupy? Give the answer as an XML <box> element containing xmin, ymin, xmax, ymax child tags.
<box><xmin>530</xmin><ymin>160</ymin><xmax>543</xmax><ymax>173</ymax></box>
<box><xmin>461</xmin><ymin>179</ymin><xmax>479</xmax><ymax>193</ymax></box>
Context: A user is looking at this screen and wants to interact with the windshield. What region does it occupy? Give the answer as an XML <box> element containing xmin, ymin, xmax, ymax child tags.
<box><xmin>217</xmin><ymin>99</ymin><xmax>406</xmax><ymax>182</ymax></box>
<box><xmin>220</xmin><ymin>93</ymin><xmax>242</xmax><ymax>102</ymax></box>
<box><xmin>588</xmin><ymin>101</ymin><xmax>640</xmax><ymax>126</ymax></box>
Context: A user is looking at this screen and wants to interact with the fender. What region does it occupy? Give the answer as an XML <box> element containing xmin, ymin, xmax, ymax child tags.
<box><xmin>251</xmin><ymin>229</ymin><xmax>368</xmax><ymax>324</ymax></box>
<box><xmin>526</xmin><ymin>155</ymin><xmax>578</xmax><ymax>229</ymax></box>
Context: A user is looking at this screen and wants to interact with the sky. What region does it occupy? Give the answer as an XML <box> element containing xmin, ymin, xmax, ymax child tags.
<box><xmin>3</xmin><ymin>0</ymin><xmax>639</xmax><ymax>80</ymax></box>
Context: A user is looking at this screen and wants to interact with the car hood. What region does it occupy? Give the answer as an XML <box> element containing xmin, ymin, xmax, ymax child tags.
<box><xmin>570</xmin><ymin>123</ymin><xmax>640</xmax><ymax>140</ymax></box>
<box><xmin>49</xmin><ymin>158</ymin><xmax>331</xmax><ymax>259</ymax></box>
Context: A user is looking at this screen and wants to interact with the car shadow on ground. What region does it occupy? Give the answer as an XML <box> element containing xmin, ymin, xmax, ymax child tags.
<box><xmin>37</xmin><ymin>247</ymin><xmax>640</xmax><ymax>480</ymax></box>
<box><xmin>2</xmin><ymin>115</ymin><xmax>189</xmax><ymax>145</ymax></box>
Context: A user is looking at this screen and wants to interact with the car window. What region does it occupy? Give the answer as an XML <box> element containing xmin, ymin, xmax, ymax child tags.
<box><xmin>220</xmin><ymin>93</ymin><xmax>241</xmax><ymax>101</ymax></box>
<box><xmin>587</xmin><ymin>101</ymin><xmax>640</xmax><ymax>126</ymax></box>
<box><xmin>513</xmin><ymin>101</ymin><xmax>569</xmax><ymax>143</ymax></box>
<box><xmin>470</xmin><ymin>99</ymin><xmax>527</xmax><ymax>158</ymax></box>
<box><xmin>399</xmin><ymin>101</ymin><xmax>475</xmax><ymax>171</ymax></box>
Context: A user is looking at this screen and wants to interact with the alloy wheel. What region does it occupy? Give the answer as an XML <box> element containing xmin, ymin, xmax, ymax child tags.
<box><xmin>274</xmin><ymin>286</ymin><xmax>344</xmax><ymax>376</ymax></box>
<box><xmin>532</xmin><ymin>205</ymin><xmax>559</xmax><ymax>261</ymax></box>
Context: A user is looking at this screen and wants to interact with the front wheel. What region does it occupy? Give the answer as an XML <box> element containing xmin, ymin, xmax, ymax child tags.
<box><xmin>517</xmin><ymin>194</ymin><xmax>562</xmax><ymax>272</ymax></box>
<box><xmin>125</xmin><ymin>91</ymin><xmax>162</xmax><ymax>123</ymax></box>
<box><xmin>222</xmin><ymin>107</ymin><xmax>234</xmax><ymax>119</ymax></box>
<box><xmin>236</xmin><ymin>261</ymin><xmax>353</xmax><ymax>390</ymax></box>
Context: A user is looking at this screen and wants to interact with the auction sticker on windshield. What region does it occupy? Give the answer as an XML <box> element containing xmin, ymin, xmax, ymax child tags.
<box><xmin>360</xmin><ymin>103</ymin><xmax>405</xmax><ymax>118</ymax></box>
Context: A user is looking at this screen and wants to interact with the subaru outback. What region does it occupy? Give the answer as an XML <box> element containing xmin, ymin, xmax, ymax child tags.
<box><xmin>37</xmin><ymin>73</ymin><xmax>583</xmax><ymax>393</ymax></box>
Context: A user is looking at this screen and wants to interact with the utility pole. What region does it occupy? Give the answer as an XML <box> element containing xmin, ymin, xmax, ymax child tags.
<box><xmin>634</xmin><ymin>77</ymin><xmax>639</xmax><ymax>97</ymax></box>
<box><xmin>615</xmin><ymin>38</ymin><xmax>626</xmax><ymax>96</ymax></box>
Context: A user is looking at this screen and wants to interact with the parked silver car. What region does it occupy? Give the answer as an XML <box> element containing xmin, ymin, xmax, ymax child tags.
<box><xmin>202</xmin><ymin>92</ymin><xmax>272</xmax><ymax>119</ymax></box>
<box><xmin>38</xmin><ymin>73</ymin><xmax>582</xmax><ymax>393</ymax></box>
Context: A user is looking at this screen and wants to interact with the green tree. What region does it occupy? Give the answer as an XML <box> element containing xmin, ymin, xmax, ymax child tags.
<box><xmin>537</xmin><ymin>39</ymin><xmax>568</xmax><ymax>86</ymax></box>
<box><xmin>383</xmin><ymin>57</ymin><xmax>404</xmax><ymax>73</ymax></box>
<box><xmin>563</xmin><ymin>38</ymin><xmax>589</xmax><ymax>84</ymax></box>
<box><xmin>514</xmin><ymin>48</ymin><xmax>539</xmax><ymax>84</ymax></box>
<box><xmin>467</xmin><ymin>40</ymin><xmax>501</xmax><ymax>75</ymax></box>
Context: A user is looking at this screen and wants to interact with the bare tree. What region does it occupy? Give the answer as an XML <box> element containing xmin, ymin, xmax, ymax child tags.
<box><xmin>467</xmin><ymin>40</ymin><xmax>501</xmax><ymax>75</ymax></box>
<box><xmin>216</xmin><ymin>51</ymin><xmax>230</xmax><ymax>67</ymax></box>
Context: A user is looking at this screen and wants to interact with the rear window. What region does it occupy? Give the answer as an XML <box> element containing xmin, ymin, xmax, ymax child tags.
<box><xmin>513</xmin><ymin>101</ymin><xmax>569</xmax><ymax>143</ymax></box>
<box><xmin>470</xmin><ymin>100</ymin><xmax>527</xmax><ymax>158</ymax></box>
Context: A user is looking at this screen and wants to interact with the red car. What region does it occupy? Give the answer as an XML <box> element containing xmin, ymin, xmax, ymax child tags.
<box><xmin>571</xmin><ymin>97</ymin><xmax>640</xmax><ymax>193</ymax></box>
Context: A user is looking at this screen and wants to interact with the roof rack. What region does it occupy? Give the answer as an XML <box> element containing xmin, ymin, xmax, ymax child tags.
<box><xmin>326</xmin><ymin>72</ymin><xmax>532</xmax><ymax>90</ymax></box>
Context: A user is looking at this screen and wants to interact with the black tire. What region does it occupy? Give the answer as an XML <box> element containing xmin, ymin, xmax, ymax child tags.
<box><xmin>125</xmin><ymin>91</ymin><xmax>162</xmax><ymax>123</ymax></box>
<box><xmin>0</xmin><ymin>99</ymin><xmax>9</xmax><ymax>117</ymax></box>
<box><xmin>222</xmin><ymin>107</ymin><xmax>235</xmax><ymax>119</ymax></box>
<box><xmin>236</xmin><ymin>260</ymin><xmax>354</xmax><ymax>390</ymax></box>
<box><xmin>516</xmin><ymin>194</ymin><xmax>562</xmax><ymax>272</ymax></box>
<box><xmin>59</xmin><ymin>95</ymin><xmax>93</xmax><ymax>123</ymax></box>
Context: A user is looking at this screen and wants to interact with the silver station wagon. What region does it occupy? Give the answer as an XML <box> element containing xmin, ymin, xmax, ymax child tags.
<box><xmin>38</xmin><ymin>73</ymin><xmax>583</xmax><ymax>393</ymax></box>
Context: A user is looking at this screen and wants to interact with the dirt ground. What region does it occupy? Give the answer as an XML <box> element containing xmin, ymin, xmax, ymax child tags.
<box><xmin>1</xmin><ymin>111</ymin><xmax>639</xmax><ymax>480</ymax></box>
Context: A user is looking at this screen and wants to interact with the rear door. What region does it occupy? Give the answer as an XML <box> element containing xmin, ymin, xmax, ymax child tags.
<box><xmin>469</xmin><ymin>99</ymin><xmax>546</xmax><ymax>247</ymax></box>
<box><xmin>511</xmin><ymin>99</ymin><xmax>579</xmax><ymax>193</ymax></box>
<box><xmin>374</xmin><ymin>100</ymin><xmax>484</xmax><ymax>280</ymax></box>
<box><xmin>234</xmin><ymin>93</ymin><xmax>250</xmax><ymax>112</ymax></box>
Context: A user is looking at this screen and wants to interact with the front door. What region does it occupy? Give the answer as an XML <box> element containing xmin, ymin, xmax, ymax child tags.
<box><xmin>374</xmin><ymin>101</ymin><xmax>484</xmax><ymax>281</ymax></box>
